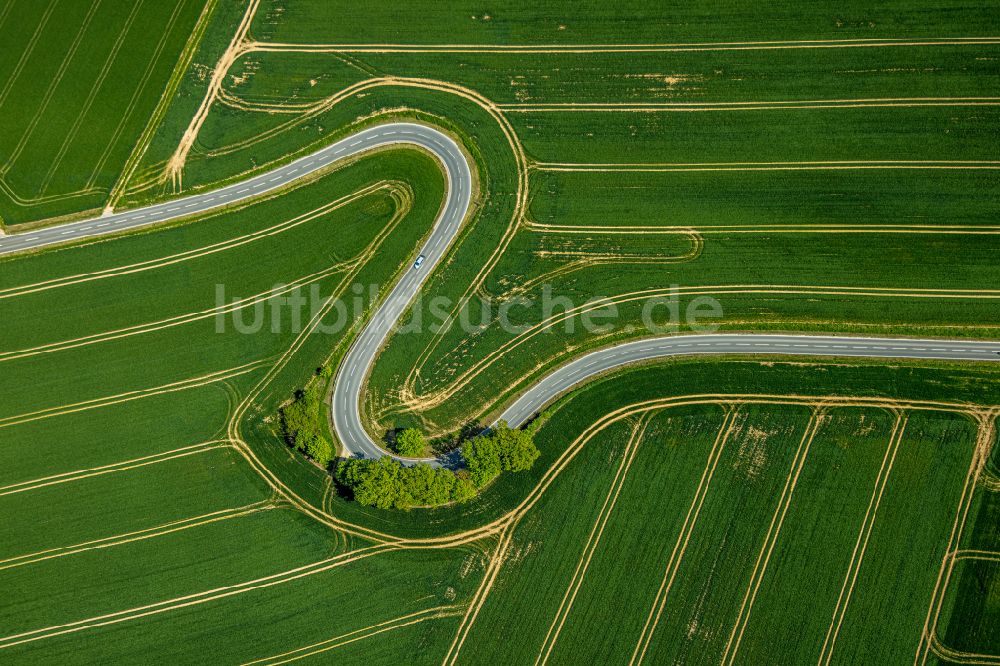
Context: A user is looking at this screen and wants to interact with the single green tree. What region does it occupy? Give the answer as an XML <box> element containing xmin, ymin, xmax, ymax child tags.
<box><xmin>393</xmin><ymin>427</ymin><xmax>426</xmax><ymax>457</ymax></box>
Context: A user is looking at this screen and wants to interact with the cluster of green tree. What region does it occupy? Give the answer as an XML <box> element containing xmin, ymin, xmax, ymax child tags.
<box><xmin>462</xmin><ymin>421</ymin><xmax>541</xmax><ymax>486</ymax></box>
<box><xmin>335</xmin><ymin>422</ymin><xmax>541</xmax><ymax>510</ymax></box>
<box><xmin>390</xmin><ymin>427</ymin><xmax>426</xmax><ymax>456</ymax></box>
<box><xmin>279</xmin><ymin>377</ymin><xmax>334</xmax><ymax>468</ymax></box>
<box><xmin>335</xmin><ymin>457</ymin><xmax>476</xmax><ymax>509</ymax></box>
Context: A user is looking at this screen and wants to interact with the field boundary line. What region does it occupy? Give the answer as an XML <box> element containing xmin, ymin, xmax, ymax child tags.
<box><xmin>532</xmin><ymin>160</ymin><xmax>1000</xmax><ymax>173</ymax></box>
<box><xmin>0</xmin><ymin>499</ymin><xmax>278</xmax><ymax>571</ymax></box>
<box><xmin>0</xmin><ymin>439</ymin><xmax>232</xmax><ymax>496</ymax></box>
<box><xmin>721</xmin><ymin>408</ymin><xmax>827</xmax><ymax>665</ymax></box>
<box><xmin>535</xmin><ymin>414</ymin><xmax>651</xmax><ymax>666</ymax></box>
<box><xmin>522</xmin><ymin>218</ymin><xmax>1000</xmax><ymax>236</ymax></box>
<box><xmin>107</xmin><ymin>0</ymin><xmax>220</xmax><ymax>208</ymax></box>
<box><xmin>916</xmin><ymin>412</ymin><xmax>996</xmax><ymax>665</ymax></box>
<box><xmin>0</xmin><ymin>544</ymin><xmax>392</xmax><ymax>651</ymax></box>
<box><xmin>241</xmin><ymin>605</ymin><xmax>465</xmax><ymax>666</ymax></box>
<box><xmin>818</xmin><ymin>411</ymin><xmax>908</xmax><ymax>665</ymax></box>
<box><xmin>952</xmin><ymin>549</ymin><xmax>1000</xmax><ymax>562</ymax></box>
<box><xmin>629</xmin><ymin>406</ymin><xmax>740</xmax><ymax>666</ymax></box>
<box><xmin>499</xmin><ymin>98</ymin><xmax>1000</xmax><ymax>113</ymax></box>
<box><xmin>0</xmin><ymin>2</ymin><xmax>15</xmax><ymax>37</ymax></box>
<box><xmin>249</xmin><ymin>36</ymin><xmax>1000</xmax><ymax>54</ymax></box>
<box><xmin>0</xmin><ymin>359</ymin><xmax>267</xmax><ymax>429</ymax></box>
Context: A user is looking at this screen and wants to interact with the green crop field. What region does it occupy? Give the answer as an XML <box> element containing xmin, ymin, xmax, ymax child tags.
<box><xmin>0</xmin><ymin>0</ymin><xmax>214</xmax><ymax>227</ymax></box>
<box><xmin>2</xmin><ymin>0</ymin><xmax>1000</xmax><ymax>663</ymax></box>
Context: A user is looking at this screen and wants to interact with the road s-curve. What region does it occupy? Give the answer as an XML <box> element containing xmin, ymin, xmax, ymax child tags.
<box><xmin>3</xmin><ymin>123</ymin><xmax>999</xmax><ymax>469</ymax></box>
<box><xmin>0</xmin><ymin>122</ymin><xmax>467</xmax><ymax>257</ymax></box>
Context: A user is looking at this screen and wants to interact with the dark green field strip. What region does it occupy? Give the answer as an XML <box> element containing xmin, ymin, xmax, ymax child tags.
<box><xmin>529</xmin><ymin>168</ymin><xmax>1000</xmax><ymax>229</ymax></box>
<box><xmin>454</xmin><ymin>420</ymin><xmax>642</xmax><ymax>664</ymax></box>
<box><xmin>0</xmin><ymin>447</ymin><xmax>270</xmax><ymax>561</ymax></box>
<box><xmin>0</xmin><ymin>507</ymin><xmax>352</xmax><ymax>637</ymax></box>
<box><xmin>231</xmin><ymin>43</ymin><xmax>1000</xmax><ymax>108</ymax></box>
<box><xmin>725</xmin><ymin>407</ymin><xmax>899</xmax><ymax>663</ymax></box>
<box><xmin>2</xmin><ymin>546</ymin><xmax>477</xmax><ymax>665</ymax></box>
<box><xmin>250</xmin><ymin>0</ymin><xmax>1000</xmax><ymax>44</ymax></box>
<box><xmin>513</xmin><ymin>106</ymin><xmax>1000</xmax><ymax>164</ymax></box>
<box><xmin>491</xmin><ymin>229</ymin><xmax>1000</xmax><ymax>294</ymax></box>
<box><xmin>937</xmin><ymin>555</ymin><xmax>1000</xmax><ymax>657</ymax></box>
<box><xmin>640</xmin><ymin>404</ymin><xmax>815</xmax><ymax>665</ymax></box>
<box><xmin>0</xmin><ymin>383</ymin><xmax>231</xmax><ymax>488</ymax></box>
<box><xmin>370</xmin><ymin>222</ymin><xmax>1000</xmax><ymax>433</ymax></box>
<box><xmin>0</xmin><ymin>0</ymin><xmax>208</xmax><ymax>224</ymax></box>
<box><xmin>0</xmin><ymin>0</ymin><xmax>97</xmax><ymax>160</ymax></box>
<box><xmin>147</xmin><ymin>83</ymin><xmax>516</xmax><ymax>209</ymax></box>
<box><xmin>0</xmin><ymin>0</ymin><xmax>52</xmax><ymax>82</ymax></box>
<box><xmin>2</xmin><ymin>1</ymin><xmax>203</xmax><ymax>197</ymax></box>
<box><xmin>541</xmin><ymin>405</ymin><xmax>729</xmax><ymax>665</ymax></box>
<box><xmin>826</xmin><ymin>410</ymin><xmax>979</xmax><ymax>663</ymax></box>
<box><xmin>962</xmin><ymin>485</ymin><xmax>1000</xmax><ymax>553</ymax></box>
<box><xmin>224</xmin><ymin>50</ymin><xmax>374</xmax><ymax>107</ymax></box>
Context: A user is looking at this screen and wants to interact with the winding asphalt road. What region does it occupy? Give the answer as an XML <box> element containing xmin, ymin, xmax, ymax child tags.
<box><xmin>3</xmin><ymin>122</ymin><xmax>998</xmax><ymax>467</ymax></box>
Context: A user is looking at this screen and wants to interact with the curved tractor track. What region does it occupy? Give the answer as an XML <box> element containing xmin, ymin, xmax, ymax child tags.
<box><xmin>2</xmin><ymin>122</ymin><xmax>999</xmax><ymax>467</ymax></box>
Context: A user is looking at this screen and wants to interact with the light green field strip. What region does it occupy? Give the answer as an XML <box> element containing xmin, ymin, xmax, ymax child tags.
<box><xmin>0</xmin><ymin>446</ymin><xmax>272</xmax><ymax>561</ymax></box>
<box><xmin>239</xmin><ymin>605</ymin><xmax>465</xmax><ymax>666</ymax></box>
<box><xmin>0</xmin><ymin>440</ymin><xmax>232</xmax><ymax>498</ymax></box>
<box><xmin>0</xmin><ymin>359</ymin><xmax>266</xmax><ymax>429</ymax></box>
<box><xmin>0</xmin><ymin>383</ymin><xmax>232</xmax><ymax>488</ymax></box>
<box><xmin>634</xmin><ymin>405</ymin><xmax>816</xmax><ymax>665</ymax></box>
<box><xmin>1</xmin><ymin>545</ymin><xmax>477</xmax><ymax>663</ymax></box>
<box><xmin>107</xmin><ymin>0</ymin><xmax>220</xmax><ymax>209</ymax></box>
<box><xmin>0</xmin><ymin>544</ymin><xmax>400</xmax><ymax>652</ymax></box>
<box><xmin>538</xmin><ymin>407</ymin><xmax>735</xmax><ymax>665</ymax></box>
<box><xmin>36</xmin><ymin>0</ymin><xmax>146</xmax><ymax>196</ymax></box>
<box><xmin>1</xmin><ymin>0</ymin><xmax>103</xmax><ymax>175</ymax></box>
<box><xmin>0</xmin><ymin>499</ymin><xmax>276</xmax><ymax>572</ymax></box>
<box><xmin>730</xmin><ymin>408</ymin><xmax>901</xmax><ymax>664</ymax></box>
<box><xmin>533</xmin><ymin>414</ymin><xmax>653</xmax><ymax>665</ymax></box>
<box><xmin>444</xmin><ymin>419</ymin><xmax>647</xmax><ymax>664</ymax></box>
